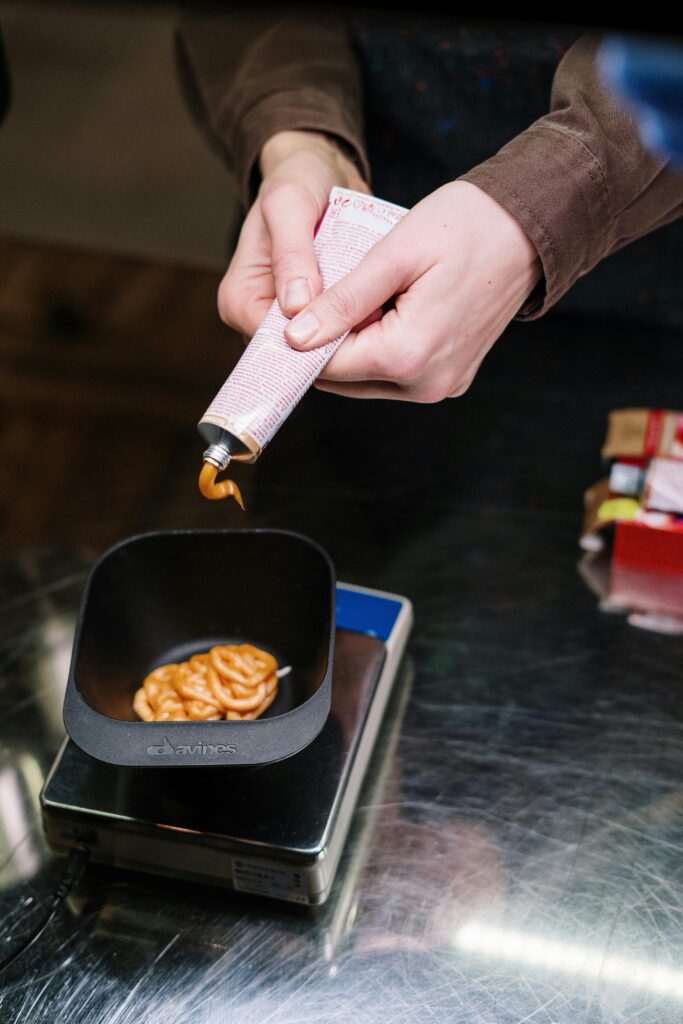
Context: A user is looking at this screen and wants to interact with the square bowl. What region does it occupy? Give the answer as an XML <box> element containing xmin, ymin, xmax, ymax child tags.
<box><xmin>63</xmin><ymin>529</ymin><xmax>335</xmax><ymax>767</ymax></box>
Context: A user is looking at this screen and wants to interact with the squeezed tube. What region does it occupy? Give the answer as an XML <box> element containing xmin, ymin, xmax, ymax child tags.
<box><xmin>197</xmin><ymin>187</ymin><xmax>408</xmax><ymax>502</ymax></box>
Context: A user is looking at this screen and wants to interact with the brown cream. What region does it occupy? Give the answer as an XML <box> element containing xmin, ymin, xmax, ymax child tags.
<box><xmin>198</xmin><ymin>462</ymin><xmax>245</xmax><ymax>508</ymax></box>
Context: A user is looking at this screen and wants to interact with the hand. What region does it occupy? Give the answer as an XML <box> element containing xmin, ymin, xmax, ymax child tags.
<box><xmin>217</xmin><ymin>130</ymin><xmax>369</xmax><ymax>337</ymax></box>
<box><xmin>283</xmin><ymin>181</ymin><xmax>542</xmax><ymax>402</ymax></box>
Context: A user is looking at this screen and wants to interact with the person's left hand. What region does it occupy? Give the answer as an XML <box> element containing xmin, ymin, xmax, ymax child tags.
<box><xmin>217</xmin><ymin>130</ymin><xmax>369</xmax><ymax>339</ymax></box>
<box><xmin>283</xmin><ymin>181</ymin><xmax>542</xmax><ymax>402</ymax></box>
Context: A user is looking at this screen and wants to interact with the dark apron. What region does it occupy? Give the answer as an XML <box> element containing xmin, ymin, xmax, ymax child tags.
<box><xmin>353</xmin><ymin>15</ymin><xmax>683</xmax><ymax>327</ymax></box>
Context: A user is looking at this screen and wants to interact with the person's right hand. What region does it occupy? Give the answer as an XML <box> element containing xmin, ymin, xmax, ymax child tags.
<box><xmin>217</xmin><ymin>130</ymin><xmax>369</xmax><ymax>337</ymax></box>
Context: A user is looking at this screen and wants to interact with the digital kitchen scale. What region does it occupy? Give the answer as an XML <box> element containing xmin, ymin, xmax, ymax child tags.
<box><xmin>41</xmin><ymin>584</ymin><xmax>413</xmax><ymax>906</ymax></box>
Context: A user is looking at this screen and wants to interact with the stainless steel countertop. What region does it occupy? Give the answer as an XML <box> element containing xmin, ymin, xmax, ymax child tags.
<box><xmin>2</xmin><ymin>314</ymin><xmax>683</xmax><ymax>1022</ymax></box>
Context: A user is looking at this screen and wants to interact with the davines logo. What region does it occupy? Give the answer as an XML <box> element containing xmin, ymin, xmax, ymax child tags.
<box><xmin>147</xmin><ymin>736</ymin><xmax>237</xmax><ymax>757</ymax></box>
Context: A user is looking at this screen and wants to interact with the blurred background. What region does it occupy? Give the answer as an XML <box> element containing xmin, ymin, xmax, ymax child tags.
<box><xmin>0</xmin><ymin>0</ymin><xmax>245</xmax><ymax>555</ymax></box>
<box><xmin>0</xmin><ymin>2</ymin><xmax>238</xmax><ymax>264</ymax></box>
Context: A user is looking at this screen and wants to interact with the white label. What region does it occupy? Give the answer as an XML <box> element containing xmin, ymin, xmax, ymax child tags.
<box><xmin>609</xmin><ymin>462</ymin><xmax>644</xmax><ymax>497</ymax></box>
<box><xmin>201</xmin><ymin>188</ymin><xmax>408</xmax><ymax>450</ymax></box>
<box><xmin>645</xmin><ymin>457</ymin><xmax>683</xmax><ymax>514</ymax></box>
<box><xmin>231</xmin><ymin>856</ymin><xmax>310</xmax><ymax>905</ymax></box>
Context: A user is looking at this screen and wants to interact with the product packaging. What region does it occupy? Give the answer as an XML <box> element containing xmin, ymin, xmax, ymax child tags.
<box><xmin>198</xmin><ymin>188</ymin><xmax>407</xmax><ymax>492</ymax></box>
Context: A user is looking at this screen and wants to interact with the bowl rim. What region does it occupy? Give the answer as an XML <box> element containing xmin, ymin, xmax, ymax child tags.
<box><xmin>63</xmin><ymin>528</ymin><xmax>336</xmax><ymax>766</ymax></box>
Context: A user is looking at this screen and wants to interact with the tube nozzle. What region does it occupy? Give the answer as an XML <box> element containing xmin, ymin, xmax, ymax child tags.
<box><xmin>202</xmin><ymin>443</ymin><xmax>232</xmax><ymax>471</ymax></box>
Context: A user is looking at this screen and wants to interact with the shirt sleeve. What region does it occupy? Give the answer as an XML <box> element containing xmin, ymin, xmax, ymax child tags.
<box><xmin>460</xmin><ymin>34</ymin><xmax>683</xmax><ymax>319</ymax></box>
<box><xmin>176</xmin><ymin>5</ymin><xmax>369</xmax><ymax>207</ymax></box>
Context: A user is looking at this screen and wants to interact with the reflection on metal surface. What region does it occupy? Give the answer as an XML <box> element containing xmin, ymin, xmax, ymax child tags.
<box><xmin>0</xmin><ymin>755</ymin><xmax>46</xmax><ymax>885</ymax></box>
<box><xmin>3</xmin><ymin>490</ymin><xmax>683</xmax><ymax>1023</ymax></box>
<box><xmin>320</xmin><ymin>658</ymin><xmax>414</xmax><ymax>961</ymax></box>
<box><xmin>35</xmin><ymin>613</ymin><xmax>77</xmax><ymax>736</ymax></box>
<box><xmin>454</xmin><ymin>921</ymin><xmax>683</xmax><ymax>1000</ymax></box>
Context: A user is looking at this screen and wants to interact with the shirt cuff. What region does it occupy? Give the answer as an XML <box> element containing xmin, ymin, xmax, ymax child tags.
<box><xmin>460</xmin><ymin>122</ymin><xmax>612</xmax><ymax>320</ymax></box>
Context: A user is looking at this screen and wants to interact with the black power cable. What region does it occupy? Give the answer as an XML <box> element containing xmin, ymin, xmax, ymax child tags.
<box><xmin>0</xmin><ymin>846</ymin><xmax>90</xmax><ymax>974</ymax></box>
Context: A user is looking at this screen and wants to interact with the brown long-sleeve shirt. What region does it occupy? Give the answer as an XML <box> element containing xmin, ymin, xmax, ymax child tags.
<box><xmin>178</xmin><ymin>8</ymin><xmax>683</xmax><ymax>319</ymax></box>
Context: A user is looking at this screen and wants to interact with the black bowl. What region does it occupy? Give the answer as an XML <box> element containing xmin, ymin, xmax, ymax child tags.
<box><xmin>63</xmin><ymin>530</ymin><xmax>335</xmax><ymax>766</ymax></box>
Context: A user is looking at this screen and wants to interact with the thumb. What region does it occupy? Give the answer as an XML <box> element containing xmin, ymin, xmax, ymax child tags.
<box><xmin>284</xmin><ymin>233</ymin><xmax>408</xmax><ymax>350</ymax></box>
<box><xmin>261</xmin><ymin>184</ymin><xmax>324</xmax><ymax>317</ymax></box>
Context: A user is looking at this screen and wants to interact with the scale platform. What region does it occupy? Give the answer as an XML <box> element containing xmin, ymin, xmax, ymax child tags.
<box><xmin>41</xmin><ymin>584</ymin><xmax>412</xmax><ymax>906</ymax></box>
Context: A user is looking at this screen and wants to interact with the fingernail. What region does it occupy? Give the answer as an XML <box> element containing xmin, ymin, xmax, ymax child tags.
<box><xmin>286</xmin><ymin>311</ymin><xmax>320</xmax><ymax>345</ymax></box>
<box><xmin>284</xmin><ymin>277</ymin><xmax>310</xmax><ymax>311</ymax></box>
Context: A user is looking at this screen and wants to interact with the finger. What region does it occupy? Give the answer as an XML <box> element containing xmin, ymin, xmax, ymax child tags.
<box><xmin>261</xmin><ymin>183</ymin><xmax>324</xmax><ymax>317</ymax></box>
<box><xmin>218</xmin><ymin>208</ymin><xmax>275</xmax><ymax>336</ymax></box>
<box><xmin>284</xmin><ymin>231</ymin><xmax>412</xmax><ymax>350</ymax></box>
<box><xmin>318</xmin><ymin>317</ymin><xmax>393</xmax><ymax>382</ymax></box>
<box><xmin>228</xmin><ymin>285</ymin><xmax>275</xmax><ymax>339</ymax></box>
<box><xmin>321</xmin><ymin>303</ymin><xmax>486</xmax><ymax>401</ymax></box>
<box><xmin>354</xmin><ymin>307</ymin><xmax>383</xmax><ymax>332</ymax></box>
<box><xmin>318</xmin><ymin>300</ymin><xmax>432</xmax><ymax>386</ymax></box>
<box><xmin>315</xmin><ymin>303</ymin><xmax>385</xmax><ymax>368</ymax></box>
<box><xmin>314</xmin><ymin>378</ymin><xmax>409</xmax><ymax>401</ymax></box>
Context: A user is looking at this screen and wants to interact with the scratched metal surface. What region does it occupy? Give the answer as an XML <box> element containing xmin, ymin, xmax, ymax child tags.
<box><xmin>2</xmin><ymin>314</ymin><xmax>683</xmax><ymax>1022</ymax></box>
